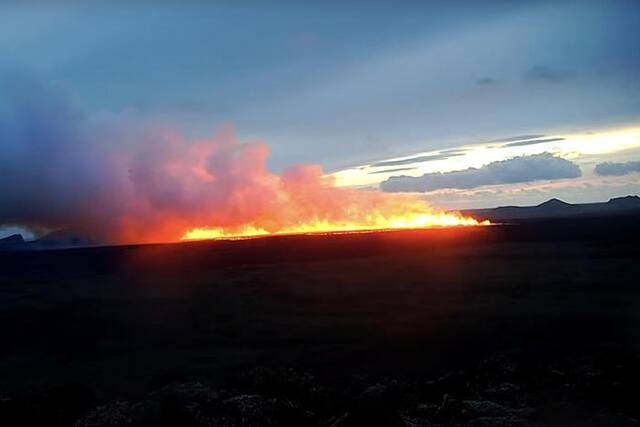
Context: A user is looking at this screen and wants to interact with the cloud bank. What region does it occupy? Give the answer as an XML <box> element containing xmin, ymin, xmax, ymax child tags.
<box><xmin>380</xmin><ymin>153</ymin><xmax>582</xmax><ymax>193</ymax></box>
<box><xmin>372</xmin><ymin>152</ymin><xmax>465</xmax><ymax>168</ymax></box>
<box><xmin>488</xmin><ymin>134</ymin><xmax>546</xmax><ymax>143</ymax></box>
<box><xmin>594</xmin><ymin>161</ymin><xmax>640</xmax><ymax>176</ymax></box>
<box><xmin>368</xmin><ymin>167</ymin><xmax>417</xmax><ymax>175</ymax></box>
<box><xmin>502</xmin><ymin>137</ymin><xmax>564</xmax><ymax>148</ymax></box>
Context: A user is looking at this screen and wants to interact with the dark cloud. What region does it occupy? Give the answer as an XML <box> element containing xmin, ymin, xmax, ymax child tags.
<box><xmin>594</xmin><ymin>161</ymin><xmax>640</xmax><ymax>176</ymax></box>
<box><xmin>524</xmin><ymin>65</ymin><xmax>571</xmax><ymax>83</ymax></box>
<box><xmin>368</xmin><ymin>167</ymin><xmax>417</xmax><ymax>175</ymax></box>
<box><xmin>488</xmin><ymin>134</ymin><xmax>546</xmax><ymax>143</ymax></box>
<box><xmin>380</xmin><ymin>153</ymin><xmax>581</xmax><ymax>192</ymax></box>
<box><xmin>503</xmin><ymin>137</ymin><xmax>564</xmax><ymax>147</ymax></box>
<box><xmin>476</xmin><ymin>77</ymin><xmax>496</xmax><ymax>85</ymax></box>
<box><xmin>372</xmin><ymin>152</ymin><xmax>465</xmax><ymax>168</ymax></box>
<box><xmin>439</xmin><ymin>148</ymin><xmax>469</xmax><ymax>155</ymax></box>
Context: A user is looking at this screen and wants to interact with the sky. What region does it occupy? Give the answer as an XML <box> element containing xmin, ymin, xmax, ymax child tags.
<box><xmin>1</xmin><ymin>1</ymin><xmax>640</xmax><ymax>239</ymax></box>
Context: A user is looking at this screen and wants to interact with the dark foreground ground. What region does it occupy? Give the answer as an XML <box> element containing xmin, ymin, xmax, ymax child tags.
<box><xmin>1</xmin><ymin>216</ymin><xmax>640</xmax><ymax>426</ymax></box>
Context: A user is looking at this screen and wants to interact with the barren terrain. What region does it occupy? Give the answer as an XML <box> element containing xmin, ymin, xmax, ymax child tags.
<box><xmin>1</xmin><ymin>216</ymin><xmax>639</xmax><ymax>426</ymax></box>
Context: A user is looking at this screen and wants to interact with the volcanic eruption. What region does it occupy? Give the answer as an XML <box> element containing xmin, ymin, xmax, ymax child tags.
<box><xmin>0</xmin><ymin>77</ymin><xmax>485</xmax><ymax>244</ymax></box>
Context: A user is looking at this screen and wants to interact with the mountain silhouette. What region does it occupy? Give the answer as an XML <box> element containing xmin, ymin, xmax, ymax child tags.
<box><xmin>0</xmin><ymin>234</ymin><xmax>25</xmax><ymax>248</ymax></box>
<box><xmin>0</xmin><ymin>230</ymin><xmax>99</xmax><ymax>251</ymax></box>
<box><xmin>537</xmin><ymin>198</ymin><xmax>572</xmax><ymax>208</ymax></box>
<box><xmin>460</xmin><ymin>195</ymin><xmax>640</xmax><ymax>221</ymax></box>
<box><xmin>30</xmin><ymin>231</ymin><xmax>98</xmax><ymax>250</ymax></box>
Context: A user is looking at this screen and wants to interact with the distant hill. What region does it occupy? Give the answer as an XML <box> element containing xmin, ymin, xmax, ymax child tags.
<box><xmin>0</xmin><ymin>230</ymin><xmax>100</xmax><ymax>251</ymax></box>
<box><xmin>28</xmin><ymin>231</ymin><xmax>99</xmax><ymax>250</ymax></box>
<box><xmin>0</xmin><ymin>234</ymin><xmax>25</xmax><ymax>248</ymax></box>
<box><xmin>460</xmin><ymin>195</ymin><xmax>640</xmax><ymax>221</ymax></box>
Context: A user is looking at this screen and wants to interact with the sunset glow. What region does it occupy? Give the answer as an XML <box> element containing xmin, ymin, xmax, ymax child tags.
<box><xmin>330</xmin><ymin>126</ymin><xmax>640</xmax><ymax>189</ymax></box>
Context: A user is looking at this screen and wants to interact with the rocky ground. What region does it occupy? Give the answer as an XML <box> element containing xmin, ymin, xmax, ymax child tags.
<box><xmin>2</xmin><ymin>347</ymin><xmax>638</xmax><ymax>426</ymax></box>
<box><xmin>2</xmin><ymin>218</ymin><xmax>640</xmax><ymax>426</ymax></box>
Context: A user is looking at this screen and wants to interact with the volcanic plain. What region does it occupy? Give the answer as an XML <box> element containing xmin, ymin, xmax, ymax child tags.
<box><xmin>1</xmin><ymin>215</ymin><xmax>640</xmax><ymax>426</ymax></box>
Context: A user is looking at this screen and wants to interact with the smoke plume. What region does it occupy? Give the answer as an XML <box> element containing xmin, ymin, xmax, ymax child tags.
<box><xmin>1</xmin><ymin>72</ymin><xmax>471</xmax><ymax>243</ymax></box>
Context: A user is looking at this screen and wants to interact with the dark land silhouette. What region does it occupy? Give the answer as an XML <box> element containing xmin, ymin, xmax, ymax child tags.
<box><xmin>0</xmin><ymin>230</ymin><xmax>99</xmax><ymax>251</ymax></box>
<box><xmin>460</xmin><ymin>195</ymin><xmax>640</xmax><ymax>222</ymax></box>
<box><xmin>1</xmin><ymin>209</ymin><xmax>640</xmax><ymax>425</ymax></box>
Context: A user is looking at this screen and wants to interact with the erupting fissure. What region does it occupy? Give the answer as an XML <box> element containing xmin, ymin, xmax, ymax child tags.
<box><xmin>125</xmin><ymin>126</ymin><xmax>488</xmax><ymax>242</ymax></box>
<box><xmin>0</xmin><ymin>106</ymin><xmax>487</xmax><ymax>244</ymax></box>
<box><xmin>182</xmin><ymin>211</ymin><xmax>487</xmax><ymax>240</ymax></box>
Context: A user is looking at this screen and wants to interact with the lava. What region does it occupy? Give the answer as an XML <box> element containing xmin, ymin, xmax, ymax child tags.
<box><xmin>182</xmin><ymin>208</ymin><xmax>488</xmax><ymax>241</ymax></box>
<box><xmin>1</xmin><ymin>102</ymin><xmax>488</xmax><ymax>244</ymax></box>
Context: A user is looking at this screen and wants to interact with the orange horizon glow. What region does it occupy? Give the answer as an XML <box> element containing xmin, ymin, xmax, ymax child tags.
<box><xmin>181</xmin><ymin>210</ymin><xmax>489</xmax><ymax>241</ymax></box>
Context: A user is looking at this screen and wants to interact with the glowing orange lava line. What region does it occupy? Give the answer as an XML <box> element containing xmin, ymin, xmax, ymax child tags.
<box><xmin>181</xmin><ymin>214</ymin><xmax>490</xmax><ymax>241</ymax></box>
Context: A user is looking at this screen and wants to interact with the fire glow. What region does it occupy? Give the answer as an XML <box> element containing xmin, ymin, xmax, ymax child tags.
<box><xmin>1</xmin><ymin>116</ymin><xmax>488</xmax><ymax>244</ymax></box>
<box><xmin>124</xmin><ymin>125</ymin><xmax>490</xmax><ymax>243</ymax></box>
<box><xmin>115</xmin><ymin>126</ymin><xmax>489</xmax><ymax>243</ymax></box>
<box><xmin>158</xmin><ymin>127</ymin><xmax>489</xmax><ymax>242</ymax></box>
<box><xmin>182</xmin><ymin>210</ymin><xmax>487</xmax><ymax>241</ymax></box>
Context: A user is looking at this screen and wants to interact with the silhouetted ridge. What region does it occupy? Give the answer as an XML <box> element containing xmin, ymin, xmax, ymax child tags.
<box><xmin>459</xmin><ymin>195</ymin><xmax>640</xmax><ymax>221</ymax></box>
<box><xmin>0</xmin><ymin>234</ymin><xmax>24</xmax><ymax>245</ymax></box>
<box><xmin>33</xmin><ymin>231</ymin><xmax>98</xmax><ymax>249</ymax></box>
<box><xmin>537</xmin><ymin>198</ymin><xmax>572</xmax><ymax>208</ymax></box>
<box><xmin>608</xmin><ymin>195</ymin><xmax>640</xmax><ymax>206</ymax></box>
<box><xmin>0</xmin><ymin>230</ymin><xmax>100</xmax><ymax>251</ymax></box>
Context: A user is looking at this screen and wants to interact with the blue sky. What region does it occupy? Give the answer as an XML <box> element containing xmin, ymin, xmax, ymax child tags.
<box><xmin>1</xmin><ymin>1</ymin><xmax>640</xmax><ymax>238</ymax></box>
